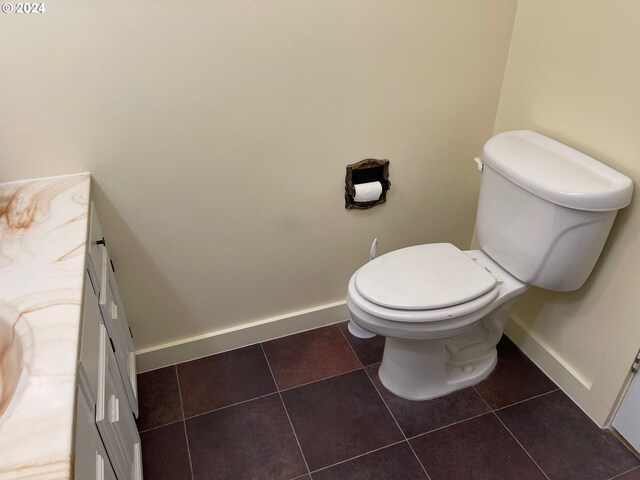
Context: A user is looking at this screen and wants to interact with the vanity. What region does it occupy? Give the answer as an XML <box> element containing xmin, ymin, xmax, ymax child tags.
<box><xmin>0</xmin><ymin>174</ymin><xmax>142</xmax><ymax>479</ymax></box>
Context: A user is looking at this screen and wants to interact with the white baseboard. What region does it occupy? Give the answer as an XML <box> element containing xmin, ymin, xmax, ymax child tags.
<box><xmin>504</xmin><ymin>314</ymin><xmax>611</xmax><ymax>426</ymax></box>
<box><xmin>136</xmin><ymin>301</ymin><xmax>350</xmax><ymax>373</ymax></box>
<box><xmin>505</xmin><ymin>313</ymin><xmax>593</xmax><ymax>390</ymax></box>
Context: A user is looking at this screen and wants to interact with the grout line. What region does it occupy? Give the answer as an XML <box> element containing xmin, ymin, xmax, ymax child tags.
<box><xmin>609</xmin><ymin>465</ymin><xmax>640</xmax><ymax>480</ymax></box>
<box><xmin>260</xmin><ymin>343</ymin><xmax>312</xmax><ymax>477</ymax></box>
<box><xmin>492</xmin><ymin>411</ymin><xmax>551</xmax><ymax>480</ymax></box>
<box><xmin>491</xmin><ymin>388</ymin><xmax>560</xmax><ymax>412</ymax></box>
<box><xmin>174</xmin><ymin>365</ymin><xmax>195</xmax><ymax>480</ymax></box>
<box><xmin>278</xmin><ymin>366</ymin><xmax>364</xmax><ymax>393</ymax></box>
<box><xmin>138</xmin><ymin>418</ymin><xmax>184</xmax><ymax>434</ymax></box>
<box><xmin>337</xmin><ymin>326</ymin><xmax>431</xmax><ymax>480</ymax></box>
<box><xmin>336</xmin><ymin>322</ymin><xmax>366</xmax><ymax>370</ymax></box>
<box><xmin>364</xmin><ymin>371</ymin><xmax>432</xmax><ymax>480</ymax></box>
<box><xmin>405</xmin><ymin>410</ymin><xmax>495</xmax><ymax>441</ymax></box>
<box><xmin>472</xmin><ymin>384</ymin><xmax>496</xmax><ymax>413</ymax></box>
<box><xmin>309</xmin><ymin>439</ymin><xmax>407</xmax><ymax>476</ymax></box>
<box><xmin>183</xmin><ymin>391</ymin><xmax>279</xmax><ymax>421</ymax></box>
<box><xmin>473</xmin><ymin>386</ymin><xmax>551</xmax><ymax>480</ymax></box>
<box><xmin>405</xmin><ymin>437</ymin><xmax>432</xmax><ymax>480</ymax></box>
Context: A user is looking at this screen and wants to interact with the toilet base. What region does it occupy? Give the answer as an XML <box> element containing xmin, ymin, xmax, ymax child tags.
<box><xmin>378</xmin><ymin>337</ymin><xmax>497</xmax><ymax>400</ymax></box>
<box><xmin>377</xmin><ymin>300</ymin><xmax>515</xmax><ymax>401</ymax></box>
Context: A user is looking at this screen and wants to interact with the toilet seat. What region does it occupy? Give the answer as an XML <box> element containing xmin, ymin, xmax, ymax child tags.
<box><xmin>349</xmin><ymin>275</ymin><xmax>499</xmax><ymax>323</ymax></box>
<box><xmin>347</xmin><ymin>248</ymin><xmax>527</xmax><ymax>341</ymax></box>
<box><xmin>355</xmin><ymin>243</ymin><xmax>497</xmax><ymax>311</ymax></box>
<box><xmin>350</xmin><ymin>243</ymin><xmax>501</xmax><ymax>323</ymax></box>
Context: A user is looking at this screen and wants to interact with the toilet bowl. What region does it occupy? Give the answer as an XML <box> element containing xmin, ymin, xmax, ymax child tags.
<box><xmin>346</xmin><ymin>130</ymin><xmax>633</xmax><ymax>401</ymax></box>
<box><xmin>347</xmin><ymin>245</ymin><xmax>527</xmax><ymax>400</ymax></box>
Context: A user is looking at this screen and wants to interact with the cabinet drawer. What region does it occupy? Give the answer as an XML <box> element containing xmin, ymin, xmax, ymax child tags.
<box><xmin>96</xmin><ymin>322</ymin><xmax>143</xmax><ymax>480</ymax></box>
<box><xmin>75</xmin><ymin>385</ymin><xmax>118</xmax><ymax>480</ymax></box>
<box><xmin>108</xmin><ymin>266</ymin><xmax>139</xmax><ymax>416</ymax></box>
<box><xmin>79</xmin><ymin>272</ymin><xmax>102</xmax><ymax>405</ymax></box>
<box><xmin>88</xmin><ymin>203</ymin><xmax>105</xmax><ymax>293</ymax></box>
<box><xmin>100</xmin><ymin>250</ymin><xmax>139</xmax><ymax>417</ymax></box>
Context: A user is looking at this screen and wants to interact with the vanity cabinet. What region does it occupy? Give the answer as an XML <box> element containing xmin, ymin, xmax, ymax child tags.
<box><xmin>88</xmin><ymin>204</ymin><xmax>139</xmax><ymax>416</ymax></box>
<box><xmin>75</xmin><ymin>204</ymin><xmax>142</xmax><ymax>480</ymax></box>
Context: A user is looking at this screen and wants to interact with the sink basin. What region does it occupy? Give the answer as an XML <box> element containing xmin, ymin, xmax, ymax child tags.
<box><xmin>0</xmin><ymin>306</ymin><xmax>30</xmax><ymax>426</ymax></box>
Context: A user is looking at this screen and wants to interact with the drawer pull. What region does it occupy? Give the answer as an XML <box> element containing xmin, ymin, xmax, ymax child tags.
<box><xmin>108</xmin><ymin>395</ymin><xmax>119</xmax><ymax>423</ymax></box>
<box><xmin>96</xmin><ymin>452</ymin><xmax>105</xmax><ymax>480</ymax></box>
<box><xmin>96</xmin><ymin>237</ymin><xmax>106</xmax><ymax>246</ymax></box>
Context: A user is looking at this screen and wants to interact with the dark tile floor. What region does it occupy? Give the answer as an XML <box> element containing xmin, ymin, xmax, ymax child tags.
<box><xmin>137</xmin><ymin>323</ymin><xmax>640</xmax><ymax>480</ymax></box>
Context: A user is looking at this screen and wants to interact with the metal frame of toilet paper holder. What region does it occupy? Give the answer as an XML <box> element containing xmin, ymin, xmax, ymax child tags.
<box><xmin>345</xmin><ymin>158</ymin><xmax>391</xmax><ymax>210</ymax></box>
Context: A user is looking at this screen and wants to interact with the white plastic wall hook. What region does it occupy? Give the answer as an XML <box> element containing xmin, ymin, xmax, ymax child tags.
<box><xmin>474</xmin><ymin>157</ymin><xmax>484</xmax><ymax>172</ymax></box>
<box><xmin>369</xmin><ymin>238</ymin><xmax>378</xmax><ymax>261</ymax></box>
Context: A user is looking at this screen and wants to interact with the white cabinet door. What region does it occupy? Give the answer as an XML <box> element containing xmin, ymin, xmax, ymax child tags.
<box><xmin>612</xmin><ymin>366</ymin><xmax>640</xmax><ymax>453</ymax></box>
<box><xmin>75</xmin><ymin>386</ymin><xmax>118</xmax><ymax>480</ymax></box>
<box><xmin>99</xmin><ymin>250</ymin><xmax>139</xmax><ymax>417</ymax></box>
<box><xmin>79</xmin><ymin>273</ymin><xmax>103</xmax><ymax>405</ymax></box>
<box><xmin>96</xmin><ymin>322</ymin><xmax>143</xmax><ymax>480</ymax></box>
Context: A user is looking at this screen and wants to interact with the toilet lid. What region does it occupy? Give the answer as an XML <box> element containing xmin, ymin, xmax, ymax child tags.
<box><xmin>354</xmin><ymin>243</ymin><xmax>498</xmax><ymax>310</ymax></box>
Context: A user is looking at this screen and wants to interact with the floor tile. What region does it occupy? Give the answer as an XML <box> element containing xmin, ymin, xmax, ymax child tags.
<box><xmin>613</xmin><ymin>467</ymin><xmax>640</xmax><ymax>480</ymax></box>
<box><xmin>338</xmin><ymin>321</ymin><xmax>385</xmax><ymax>366</ymax></box>
<box><xmin>410</xmin><ymin>413</ymin><xmax>546</xmax><ymax>480</ymax></box>
<box><xmin>311</xmin><ymin>442</ymin><xmax>427</xmax><ymax>480</ymax></box>
<box><xmin>497</xmin><ymin>390</ymin><xmax>640</xmax><ymax>480</ymax></box>
<box><xmin>263</xmin><ymin>325</ymin><xmax>361</xmax><ymax>389</ymax></box>
<box><xmin>177</xmin><ymin>344</ymin><xmax>276</xmax><ymax>417</ymax></box>
<box><xmin>186</xmin><ymin>394</ymin><xmax>307</xmax><ymax>480</ymax></box>
<box><xmin>136</xmin><ymin>366</ymin><xmax>183</xmax><ymax>431</ymax></box>
<box><xmin>281</xmin><ymin>369</ymin><xmax>403</xmax><ymax>471</ymax></box>
<box><xmin>140</xmin><ymin>422</ymin><xmax>192</xmax><ymax>480</ymax></box>
<box><xmin>474</xmin><ymin>335</ymin><xmax>557</xmax><ymax>409</ymax></box>
<box><xmin>366</xmin><ymin>364</ymin><xmax>490</xmax><ymax>437</ymax></box>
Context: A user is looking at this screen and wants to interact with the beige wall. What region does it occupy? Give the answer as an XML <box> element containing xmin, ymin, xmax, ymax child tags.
<box><xmin>1</xmin><ymin>0</ymin><xmax>637</xmax><ymax>427</ymax></box>
<box><xmin>495</xmin><ymin>0</ymin><xmax>640</xmax><ymax>425</ymax></box>
<box><xmin>0</xmin><ymin>1</ymin><xmax>517</xmax><ymax>352</ymax></box>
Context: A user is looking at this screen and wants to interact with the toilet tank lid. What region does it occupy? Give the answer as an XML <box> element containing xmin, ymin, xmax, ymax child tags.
<box><xmin>483</xmin><ymin>130</ymin><xmax>633</xmax><ymax>212</ymax></box>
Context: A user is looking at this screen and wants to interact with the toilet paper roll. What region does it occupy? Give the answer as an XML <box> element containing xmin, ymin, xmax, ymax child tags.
<box><xmin>353</xmin><ymin>181</ymin><xmax>383</xmax><ymax>202</ymax></box>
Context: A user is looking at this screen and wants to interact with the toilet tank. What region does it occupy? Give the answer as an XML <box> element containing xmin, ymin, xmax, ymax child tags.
<box><xmin>475</xmin><ymin>130</ymin><xmax>633</xmax><ymax>291</ymax></box>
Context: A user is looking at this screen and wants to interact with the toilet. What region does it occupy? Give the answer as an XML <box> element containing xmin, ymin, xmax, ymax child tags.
<box><xmin>347</xmin><ymin>130</ymin><xmax>633</xmax><ymax>401</ymax></box>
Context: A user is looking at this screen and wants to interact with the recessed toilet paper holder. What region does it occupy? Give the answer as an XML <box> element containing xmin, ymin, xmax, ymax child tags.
<box><xmin>345</xmin><ymin>159</ymin><xmax>391</xmax><ymax>209</ymax></box>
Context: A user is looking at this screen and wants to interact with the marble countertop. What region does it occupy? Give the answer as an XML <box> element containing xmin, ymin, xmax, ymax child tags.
<box><xmin>0</xmin><ymin>173</ymin><xmax>91</xmax><ymax>479</ymax></box>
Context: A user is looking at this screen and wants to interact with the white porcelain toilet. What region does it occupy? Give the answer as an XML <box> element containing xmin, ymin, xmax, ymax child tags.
<box><xmin>347</xmin><ymin>130</ymin><xmax>633</xmax><ymax>401</ymax></box>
